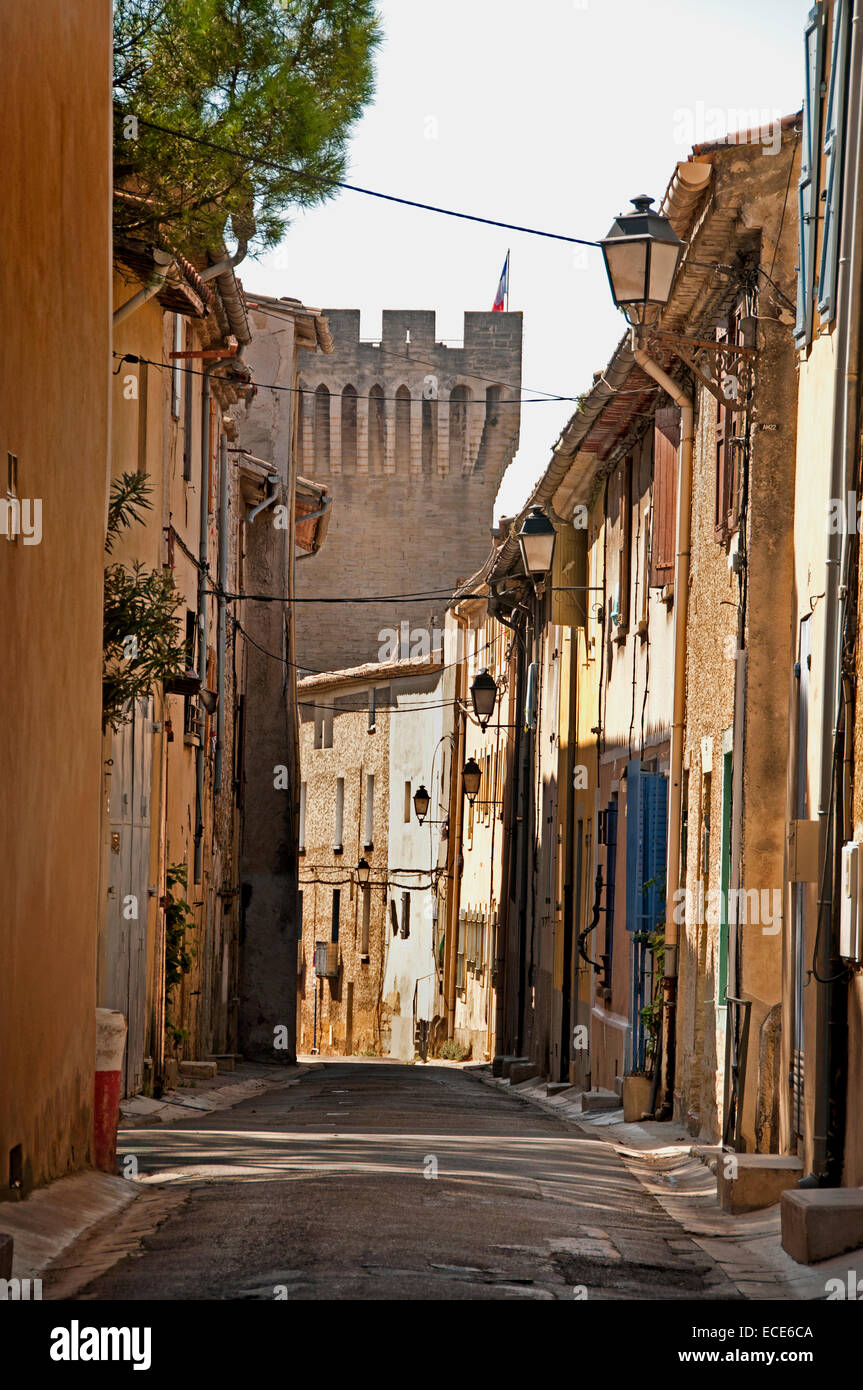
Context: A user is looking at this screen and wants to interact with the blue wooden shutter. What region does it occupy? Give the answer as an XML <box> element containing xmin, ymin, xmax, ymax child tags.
<box><xmin>640</xmin><ymin>773</ymin><xmax>668</xmax><ymax>933</ymax></box>
<box><xmin>795</xmin><ymin>4</ymin><xmax>826</xmax><ymax>346</ymax></box>
<box><xmin>625</xmin><ymin>760</ymin><xmax>668</xmax><ymax>933</ymax></box>
<box><xmin>818</xmin><ymin>0</ymin><xmax>850</xmax><ymax>322</ymax></box>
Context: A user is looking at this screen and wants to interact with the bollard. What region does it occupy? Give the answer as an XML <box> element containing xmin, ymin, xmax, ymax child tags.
<box><xmin>94</xmin><ymin>1009</ymin><xmax>127</xmax><ymax>1173</ymax></box>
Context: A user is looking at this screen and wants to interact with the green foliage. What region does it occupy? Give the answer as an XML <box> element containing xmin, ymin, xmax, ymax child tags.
<box><xmin>439</xmin><ymin>1038</ymin><xmax>470</xmax><ymax>1062</ymax></box>
<box><xmin>103</xmin><ymin>472</ymin><xmax>188</xmax><ymax>732</ymax></box>
<box><xmin>164</xmin><ymin>862</ymin><xmax>196</xmax><ymax>1001</ymax></box>
<box><xmin>113</xmin><ymin>0</ymin><xmax>381</xmax><ymax>255</ymax></box>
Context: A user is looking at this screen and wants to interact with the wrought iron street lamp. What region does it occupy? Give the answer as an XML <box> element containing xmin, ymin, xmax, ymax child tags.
<box><xmin>355</xmin><ymin>857</ymin><xmax>371</xmax><ymax>888</ymax></box>
<box><xmin>462</xmin><ymin>757</ymin><xmax>482</xmax><ymax>804</ymax></box>
<box><xmin>413</xmin><ymin>784</ymin><xmax>431</xmax><ymax>824</ymax></box>
<box><xmin>599</xmin><ymin>195</ymin><xmax>683</xmax><ymax>327</ymax></box>
<box><xmin>517</xmin><ymin>506</ymin><xmax>556</xmax><ymax>583</ymax></box>
<box><xmin>470</xmin><ymin>667</ymin><xmax>498</xmax><ymax>730</ymax></box>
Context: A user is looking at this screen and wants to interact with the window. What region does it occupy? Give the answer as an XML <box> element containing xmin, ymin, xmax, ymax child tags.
<box><xmin>360</xmin><ymin>889</ymin><xmax>371</xmax><ymax>955</ymax></box>
<box><xmin>650</xmin><ymin>408</ymin><xmax>679</xmax><ymax>587</ymax></box>
<box><xmin>715</xmin><ymin>314</ymin><xmax>741</xmax><ymax>540</ymax></box>
<box><xmin>182</xmin><ymin>324</ymin><xmax>194</xmax><ymax>481</ymax></box>
<box><xmin>421</xmin><ymin>396</ymin><xmax>437</xmax><ymax>476</ymax></box>
<box><xmin>369</xmin><ymin>384</ymin><xmax>385</xmax><ymax>473</ymax></box>
<box><xmin>449</xmin><ymin>385</ymin><xmax>470</xmax><ymax>471</ymax></box>
<box><xmin>183</xmin><ymin>609</ymin><xmax>199</xmax><ymax>738</ymax></box>
<box><xmin>404</xmin><ymin>780</ymin><xmax>412</xmax><ymax>824</ymax></box>
<box><xmin>363</xmin><ymin>773</ymin><xmax>374</xmax><ymax>849</ymax></box>
<box><xmin>395</xmin><ymin>385</ymin><xmax>411</xmax><ymax>470</ymax></box>
<box><xmin>314</xmin><ymin>384</ymin><xmax>330</xmax><ymax>469</ymax></box>
<box><xmin>341</xmin><ymin>385</ymin><xmax>357</xmax><ymax>474</ymax></box>
<box><xmin>298</xmin><ymin>782</ymin><xmax>307</xmax><ymax>854</ymax></box>
<box><xmin>331</xmin><ymin>889</ymin><xmax>341</xmax><ymax>942</ymax></box>
<box><xmin>314</xmin><ymin>705</ymin><xmax>333</xmax><ymax>750</ymax></box>
<box><xmin>333</xmin><ymin>777</ymin><xmax>344</xmax><ymax>851</ymax></box>
<box><xmin>456</xmin><ymin>910</ymin><xmax>466</xmax><ymax>991</ymax></box>
<box><xmin>171</xmin><ymin>314</ymin><xmax>183</xmax><ymax>420</ymax></box>
<box><xmin>400</xmin><ymin>892</ymin><xmax>411</xmax><ymax>939</ymax></box>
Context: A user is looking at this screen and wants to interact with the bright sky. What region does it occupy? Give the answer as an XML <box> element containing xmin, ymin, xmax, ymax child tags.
<box><xmin>249</xmin><ymin>0</ymin><xmax>811</xmax><ymax>520</ymax></box>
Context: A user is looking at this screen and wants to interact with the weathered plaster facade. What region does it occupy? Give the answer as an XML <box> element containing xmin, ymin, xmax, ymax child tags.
<box><xmin>296</xmin><ymin>657</ymin><xmax>442</xmax><ymax>1057</ymax></box>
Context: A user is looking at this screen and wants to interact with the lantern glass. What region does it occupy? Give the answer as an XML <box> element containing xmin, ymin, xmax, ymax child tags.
<box><xmin>356</xmin><ymin>857</ymin><xmax>371</xmax><ymax>887</ymax></box>
<box><xmin>517</xmin><ymin>506</ymin><xmax>556</xmax><ymax>577</ymax></box>
<box><xmin>462</xmin><ymin>757</ymin><xmax>481</xmax><ymax>802</ymax></box>
<box><xmin>471</xmin><ymin>668</ymin><xmax>497</xmax><ymax>728</ymax></box>
<box><xmin>602</xmin><ymin>236</ymin><xmax>650</xmax><ymax>308</ymax></box>
<box><xmin>413</xmin><ymin>784</ymin><xmax>430</xmax><ymax>823</ymax></box>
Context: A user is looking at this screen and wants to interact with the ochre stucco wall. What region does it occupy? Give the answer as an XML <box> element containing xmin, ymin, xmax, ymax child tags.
<box><xmin>0</xmin><ymin>1</ymin><xmax>112</xmax><ymax>1193</ymax></box>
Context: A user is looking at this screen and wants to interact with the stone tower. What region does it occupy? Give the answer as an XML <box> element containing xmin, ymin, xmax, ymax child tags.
<box><xmin>242</xmin><ymin>303</ymin><xmax>523</xmax><ymax>674</ymax></box>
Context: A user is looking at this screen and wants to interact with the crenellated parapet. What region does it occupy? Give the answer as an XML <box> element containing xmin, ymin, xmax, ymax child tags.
<box><xmin>296</xmin><ymin>310</ymin><xmax>522</xmax><ymax>488</ymax></box>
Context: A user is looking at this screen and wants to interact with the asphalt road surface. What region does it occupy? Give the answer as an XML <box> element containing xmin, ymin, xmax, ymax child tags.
<box><xmin>61</xmin><ymin>1061</ymin><xmax>741</xmax><ymax>1301</ymax></box>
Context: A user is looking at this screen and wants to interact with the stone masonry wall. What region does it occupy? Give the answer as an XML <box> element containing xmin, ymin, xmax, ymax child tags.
<box><xmin>242</xmin><ymin>307</ymin><xmax>523</xmax><ymax>675</ymax></box>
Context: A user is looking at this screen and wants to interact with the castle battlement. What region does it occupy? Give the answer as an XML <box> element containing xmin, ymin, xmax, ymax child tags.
<box><xmin>241</xmin><ymin>303</ymin><xmax>523</xmax><ymax>672</ymax></box>
<box><xmin>297</xmin><ymin>309</ymin><xmax>522</xmax><ymax>485</ymax></box>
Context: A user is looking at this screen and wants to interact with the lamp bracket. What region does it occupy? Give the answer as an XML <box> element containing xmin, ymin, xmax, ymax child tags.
<box><xmin>646</xmin><ymin>330</ymin><xmax>756</xmax><ymax>411</ymax></box>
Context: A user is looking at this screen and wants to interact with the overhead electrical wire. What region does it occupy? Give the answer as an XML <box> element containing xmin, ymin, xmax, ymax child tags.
<box><xmin>113</xmin><ymin>350</ymin><xmax>580</xmax><ymax>405</ymax></box>
<box><xmin>135</xmin><ymin>118</ymin><xmax>599</xmax><ymax>249</ymax></box>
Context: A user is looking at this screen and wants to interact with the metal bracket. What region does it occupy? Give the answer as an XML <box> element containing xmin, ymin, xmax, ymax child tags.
<box><xmin>646</xmin><ymin>330</ymin><xmax>757</xmax><ymax>411</ymax></box>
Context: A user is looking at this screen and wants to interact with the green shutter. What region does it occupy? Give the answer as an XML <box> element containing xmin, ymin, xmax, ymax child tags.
<box><xmin>718</xmin><ymin>750</ymin><xmax>733</xmax><ymax>1007</ymax></box>
<box><xmin>795</xmin><ymin>4</ymin><xmax>826</xmax><ymax>346</ymax></box>
<box><xmin>818</xmin><ymin>0</ymin><xmax>850</xmax><ymax>322</ymax></box>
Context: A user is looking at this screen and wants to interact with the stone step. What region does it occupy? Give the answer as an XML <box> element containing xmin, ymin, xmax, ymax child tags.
<box><xmin>580</xmin><ymin>1088</ymin><xmax>621</xmax><ymax>1113</ymax></box>
<box><xmin>509</xmin><ymin>1061</ymin><xmax>540</xmax><ymax>1086</ymax></box>
<box><xmin>782</xmin><ymin>1188</ymin><xmax>863</xmax><ymax>1264</ymax></box>
<box><xmin>717</xmin><ymin>1153</ymin><xmax>803</xmax><ymax>1213</ymax></box>
<box><xmin>498</xmin><ymin>1055</ymin><xmax>530</xmax><ymax>1080</ymax></box>
<box><xmin>206</xmin><ymin>1055</ymin><xmax>236</xmax><ymax>1073</ymax></box>
<box><xmin>179</xmin><ymin>1061</ymin><xmax>218</xmax><ymax>1081</ymax></box>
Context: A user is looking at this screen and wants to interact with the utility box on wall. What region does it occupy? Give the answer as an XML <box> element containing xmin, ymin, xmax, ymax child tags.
<box><xmin>788</xmin><ymin>819</ymin><xmax>821</xmax><ymax>882</ymax></box>
<box><xmin>840</xmin><ymin>843</ymin><xmax>863</xmax><ymax>962</ymax></box>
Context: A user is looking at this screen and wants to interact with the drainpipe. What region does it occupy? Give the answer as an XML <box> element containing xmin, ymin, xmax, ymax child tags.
<box><xmin>806</xmin><ymin>0</ymin><xmax>863</xmax><ymax>1185</ymax></box>
<box><xmin>631</xmin><ymin>333</ymin><xmax>694</xmax><ymax>1119</ymax></box>
<box><xmin>248</xmin><ymin>475</ymin><xmax>280</xmax><ymax>525</ymax></box>
<box><xmin>215</xmin><ymin>434</ymin><xmax>229</xmax><ymax>794</ymax></box>
<box><xmin>113</xmin><ymin>249</ymin><xmax>174</xmax><ymax>325</ymax></box>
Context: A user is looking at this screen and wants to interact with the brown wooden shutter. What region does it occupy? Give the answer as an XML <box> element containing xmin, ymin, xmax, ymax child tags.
<box><xmin>714</xmin><ymin>317</ymin><xmax>737</xmax><ymax>539</ymax></box>
<box><xmin>618</xmin><ymin>457</ymin><xmax>633</xmax><ymax>629</ymax></box>
<box><xmin>650</xmin><ymin>407</ymin><xmax>680</xmax><ymax>587</ymax></box>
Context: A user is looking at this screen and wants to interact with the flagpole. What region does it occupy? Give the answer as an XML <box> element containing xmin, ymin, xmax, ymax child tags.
<box><xmin>506</xmin><ymin>247</ymin><xmax>510</xmax><ymax>311</ymax></box>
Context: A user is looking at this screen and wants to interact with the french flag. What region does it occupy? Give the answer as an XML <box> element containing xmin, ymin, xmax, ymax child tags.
<box><xmin>492</xmin><ymin>252</ymin><xmax>509</xmax><ymax>312</ymax></box>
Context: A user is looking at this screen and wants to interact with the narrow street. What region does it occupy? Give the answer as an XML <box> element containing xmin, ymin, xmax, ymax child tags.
<box><xmin>59</xmin><ymin>1063</ymin><xmax>739</xmax><ymax>1302</ymax></box>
